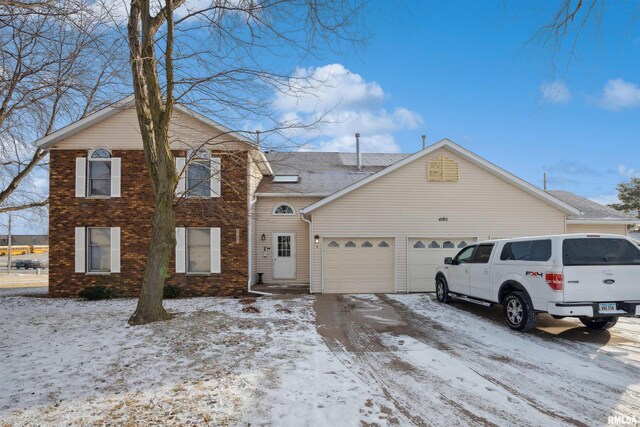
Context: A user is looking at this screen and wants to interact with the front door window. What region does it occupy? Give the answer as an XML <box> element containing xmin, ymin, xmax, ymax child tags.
<box><xmin>277</xmin><ymin>235</ymin><xmax>291</xmax><ymax>257</ymax></box>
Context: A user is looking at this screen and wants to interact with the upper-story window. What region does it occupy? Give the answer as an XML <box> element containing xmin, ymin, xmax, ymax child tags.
<box><xmin>187</xmin><ymin>150</ymin><xmax>211</xmax><ymax>198</ymax></box>
<box><xmin>273</xmin><ymin>203</ymin><xmax>295</xmax><ymax>215</ymax></box>
<box><xmin>88</xmin><ymin>149</ymin><xmax>112</xmax><ymax>197</ymax></box>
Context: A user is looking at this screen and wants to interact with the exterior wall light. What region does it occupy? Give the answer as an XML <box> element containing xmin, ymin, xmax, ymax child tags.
<box><xmin>314</xmin><ymin>235</ymin><xmax>320</xmax><ymax>244</ymax></box>
<box><xmin>261</xmin><ymin>233</ymin><xmax>266</xmax><ymax>241</ymax></box>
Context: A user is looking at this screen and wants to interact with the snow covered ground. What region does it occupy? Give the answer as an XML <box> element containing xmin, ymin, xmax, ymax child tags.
<box><xmin>1</xmin><ymin>288</ymin><xmax>639</xmax><ymax>426</ymax></box>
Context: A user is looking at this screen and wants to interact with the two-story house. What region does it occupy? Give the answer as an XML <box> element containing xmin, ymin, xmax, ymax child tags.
<box><xmin>37</xmin><ymin>97</ymin><xmax>637</xmax><ymax>297</ymax></box>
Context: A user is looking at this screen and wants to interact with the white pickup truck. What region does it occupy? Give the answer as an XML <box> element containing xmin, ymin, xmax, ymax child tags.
<box><xmin>435</xmin><ymin>234</ymin><xmax>640</xmax><ymax>332</ymax></box>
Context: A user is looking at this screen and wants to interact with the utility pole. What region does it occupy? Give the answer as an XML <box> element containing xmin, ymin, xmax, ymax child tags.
<box><xmin>7</xmin><ymin>215</ymin><xmax>11</xmax><ymax>274</ymax></box>
<box><xmin>543</xmin><ymin>173</ymin><xmax>547</xmax><ymax>191</ymax></box>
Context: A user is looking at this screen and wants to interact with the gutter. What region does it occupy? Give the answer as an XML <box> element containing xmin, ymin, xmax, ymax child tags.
<box><xmin>247</xmin><ymin>156</ymin><xmax>270</xmax><ymax>296</ymax></box>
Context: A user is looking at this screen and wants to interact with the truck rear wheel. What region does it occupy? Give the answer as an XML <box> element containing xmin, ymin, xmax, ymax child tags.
<box><xmin>503</xmin><ymin>291</ymin><xmax>537</xmax><ymax>332</ymax></box>
<box><xmin>580</xmin><ymin>317</ymin><xmax>618</xmax><ymax>330</ymax></box>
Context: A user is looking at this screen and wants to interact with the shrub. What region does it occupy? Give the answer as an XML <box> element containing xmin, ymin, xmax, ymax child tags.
<box><xmin>79</xmin><ymin>286</ymin><xmax>112</xmax><ymax>300</ymax></box>
<box><xmin>242</xmin><ymin>305</ymin><xmax>260</xmax><ymax>314</ymax></box>
<box><xmin>163</xmin><ymin>285</ymin><xmax>181</xmax><ymax>299</ymax></box>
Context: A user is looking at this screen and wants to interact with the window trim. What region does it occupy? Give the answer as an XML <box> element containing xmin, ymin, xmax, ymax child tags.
<box><xmin>186</xmin><ymin>227</ymin><xmax>212</xmax><ymax>275</ymax></box>
<box><xmin>87</xmin><ymin>148</ymin><xmax>112</xmax><ymax>198</ymax></box>
<box><xmin>272</xmin><ymin>202</ymin><xmax>296</xmax><ymax>216</ymax></box>
<box><xmin>86</xmin><ymin>227</ymin><xmax>111</xmax><ymax>273</ymax></box>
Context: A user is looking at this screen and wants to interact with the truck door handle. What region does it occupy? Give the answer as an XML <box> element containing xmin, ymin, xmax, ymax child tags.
<box><xmin>484</xmin><ymin>269</ymin><xmax>489</xmax><ymax>274</ymax></box>
<box><xmin>465</xmin><ymin>268</ymin><xmax>469</xmax><ymax>273</ymax></box>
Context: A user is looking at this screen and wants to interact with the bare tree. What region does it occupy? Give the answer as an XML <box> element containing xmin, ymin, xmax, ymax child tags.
<box><xmin>123</xmin><ymin>0</ymin><xmax>366</xmax><ymax>324</ymax></box>
<box><xmin>0</xmin><ymin>0</ymin><xmax>127</xmax><ymax>218</ymax></box>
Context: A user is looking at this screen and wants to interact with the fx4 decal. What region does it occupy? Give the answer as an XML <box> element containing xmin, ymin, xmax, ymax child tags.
<box><xmin>526</xmin><ymin>271</ymin><xmax>544</xmax><ymax>278</ymax></box>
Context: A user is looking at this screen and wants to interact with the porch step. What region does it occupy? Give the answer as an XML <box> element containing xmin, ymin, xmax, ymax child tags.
<box><xmin>250</xmin><ymin>283</ymin><xmax>309</xmax><ymax>295</ymax></box>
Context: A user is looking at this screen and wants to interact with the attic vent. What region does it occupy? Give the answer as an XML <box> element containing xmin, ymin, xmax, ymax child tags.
<box><xmin>427</xmin><ymin>156</ymin><xmax>459</xmax><ymax>182</ymax></box>
<box><xmin>273</xmin><ymin>175</ymin><xmax>299</xmax><ymax>183</ymax></box>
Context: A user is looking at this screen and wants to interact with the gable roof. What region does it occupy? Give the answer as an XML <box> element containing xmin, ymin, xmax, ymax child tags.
<box><xmin>34</xmin><ymin>95</ymin><xmax>257</xmax><ymax>150</ymax></box>
<box><xmin>300</xmin><ymin>139</ymin><xmax>580</xmax><ymax>215</ymax></box>
<box><xmin>256</xmin><ymin>151</ymin><xmax>408</xmax><ymax>196</ymax></box>
<box><xmin>547</xmin><ymin>190</ymin><xmax>638</xmax><ymax>224</ymax></box>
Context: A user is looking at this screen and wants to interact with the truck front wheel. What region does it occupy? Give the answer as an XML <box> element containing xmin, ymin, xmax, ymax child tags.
<box><xmin>503</xmin><ymin>291</ymin><xmax>537</xmax><ymax>332</ymax></box>
<box><xmin>435</xmin><ymin>277</ymin><xmax>451</xmax><ymax>303</ymax></box>
<box><xmin>580</xmin><ymin>317</ymin><xmax>618</xmax><ymax>330</ymax></box>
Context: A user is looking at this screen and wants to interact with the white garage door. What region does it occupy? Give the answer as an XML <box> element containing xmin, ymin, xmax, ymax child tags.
<box><xmin>408</xmin><ymin>238</ymin><xmax>477</xmax><ymax>292</ymax></box>
<box><xmin>323</xmin><ymin>238</ymin><xmax>394</xmax><ymax>293</ymax></box>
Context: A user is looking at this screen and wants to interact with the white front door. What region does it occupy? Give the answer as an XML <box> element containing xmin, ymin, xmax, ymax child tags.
<box><xmin>273</xmin><ymin>233</ymin><xmax>296</xmax><ymax>279</ymax></box>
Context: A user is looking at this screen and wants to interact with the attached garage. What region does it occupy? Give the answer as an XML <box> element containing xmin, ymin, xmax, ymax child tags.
<box><xmin>323</xmin><ymin>238</ymin><xmax>395</xmax><ymax>293</ymax></box>
<box><xmin>408</xmin><ymin>238</ymin><xmax>477</xmax><ymax>292</ymax></box>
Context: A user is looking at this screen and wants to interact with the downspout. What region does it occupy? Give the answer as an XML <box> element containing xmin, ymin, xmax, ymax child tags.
<box><xmin>247</xmin><ymin>152</ymin><xmax>270</xmax><ymax>296</ymax></box>
<box><xmin>300</xmin><ymin>212</ymin><xmax>313</xmax><ymax>294</ymax></box>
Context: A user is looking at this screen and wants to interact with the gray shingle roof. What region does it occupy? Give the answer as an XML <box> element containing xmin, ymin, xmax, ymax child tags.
<box><xmin>256</xmin><ymin>152</ymin><xmax>408</xmax><ymax>195</ymax></box>
<box><xmin>547</xmin><ymin>190</ymin><xmax>638</xmax><ymax>222</ymax></box>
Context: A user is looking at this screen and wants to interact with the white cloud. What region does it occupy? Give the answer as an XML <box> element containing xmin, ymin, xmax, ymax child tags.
<box><xmin>540</xmin><ymin>81</ymin><xmax>571</xmax><ymax>104</ymax></box>
<box><xmin>596</xmin><ymin>79</ymin><xmax>640</xmax><ymax>111</ymax></box>
<box><xmin>274</xmin><ymin>64</ymin><xmax>422</xmax><ymax>153</ymax></box>
<box><xmin>618</xmin><ymin>164</ymin><xmax>639</xmax><ymax>179</ymax></box>
<box><xmin>589</xmin><ymin>194</ymin><xmax>620</xmax><ymax>205</ymax></box>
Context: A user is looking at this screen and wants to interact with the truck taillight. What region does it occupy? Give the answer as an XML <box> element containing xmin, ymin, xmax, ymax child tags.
<box><xmin>545</xmin><ymin>273</ymin><xmax>564</xmax><ymax>291</ymax></box>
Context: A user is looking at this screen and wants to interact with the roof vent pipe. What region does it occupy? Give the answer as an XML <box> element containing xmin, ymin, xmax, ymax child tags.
<box><xmin>355</xmin><ymin>132</ymin><xmax>362</xmax><ymax>172</ymax></box>
<box><xmin>256</xmin><ymin>130</ymin><xmax>260</xmax><ymax>147</ymax></box>
<box><xmin>421</xmin><ymin>134</ymin><xmax>426</xmax><ymax>150</ymax></box>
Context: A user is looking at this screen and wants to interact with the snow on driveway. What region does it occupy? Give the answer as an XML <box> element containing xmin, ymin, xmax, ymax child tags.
<box><xmin>1</xmin><ymin>289</ymin><xmax>639</xmax><ymax>426</ymax></box>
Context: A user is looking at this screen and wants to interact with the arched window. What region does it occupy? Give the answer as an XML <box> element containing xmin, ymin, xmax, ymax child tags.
<box><xmin>88</xmin><ymin>148</ymin><xmax>112</xmax><ymax>196</ymax></box>
<box><xmin>361</xmin><ymin>241</ymin><xmax>373</xmax><ymax>247</ymax></box>
<box><xmin>345</xmin><ymin>241</ymin><xmax>356</xmax><ymax>247</ymax></box>
<box><xmin>273</xmin><ymin>203</ymin><xmax>295</xmax><ymax>215</ymax></box>
<box><xmin>428</xmin><ymin>241</ymin><xmax>440</xmax><ymax>248</ymax></box>
<box><xmin>443</xmin><ymin>241</ymin><xmax>454</xmax><ymax>248</ymax></box>
<box><xmin>328</xmin><ymin>241</ymin><xmax>339</xmax><ymax>248</ymax></box>
<box><xmin>458</xmin><ymin>241</ymin><xmax>468</xmax><ymax>248</ymax></box>
<box><xmin>378</xmin><ymin>241</ymin><xmax>389</xmax><ymax>248</ymax></box>
<box><xmin>413</xmin><ymin>241</ymin><xmax>426</xmax><ymax>249</ymax></box>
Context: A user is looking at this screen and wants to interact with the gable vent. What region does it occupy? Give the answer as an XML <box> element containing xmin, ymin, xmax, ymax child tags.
<box><xmin>428</xmin><ymin>155</ymin><xmax>459</xmax><ymax>182</ymax></box>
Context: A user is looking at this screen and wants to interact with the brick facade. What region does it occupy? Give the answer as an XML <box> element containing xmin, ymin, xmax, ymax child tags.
<box><xmin>49</xmin><ymin>149</ymin><xmax>250</xmax><ymax>298</ymax></box>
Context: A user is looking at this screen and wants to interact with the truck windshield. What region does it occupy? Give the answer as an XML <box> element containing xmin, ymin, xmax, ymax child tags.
<box><xmin>563</xmin><ymin>238</ymin><xmax>640</xmax><ymax>266</ymax></box>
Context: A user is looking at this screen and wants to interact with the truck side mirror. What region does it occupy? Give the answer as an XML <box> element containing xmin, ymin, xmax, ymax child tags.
<box><xmin>444</xmin><ymin>257</ymin><xmax>453</xmax><ymax>265</ymax></box>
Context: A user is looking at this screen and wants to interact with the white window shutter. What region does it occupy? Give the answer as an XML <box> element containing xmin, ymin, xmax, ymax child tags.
<box><xmin>75</xmin><ymin>158</ymin><xmax>86</xmax><ymax>197</ymax></box>
<box><xmin>211</xmin><ymin>157</ymin><xmax>221</xmax><ymax>198</ymax></box>
<box><xmin>211</xmin><ymin>227</ymin><xmax>221</xmax><ymax>273</ymax></box>
<box><xmin>110</xmin><ymin>227</ymin><xmax>121</xmax><ymax>273</ymax></box>
<box><xmin>175</xmin><ymin>157</ymin><xmax>186</xmax><ymax>196</ymax></box>
<box><xmin>75</xmin><ymin>227</ymin><xmax>85</xmax><ymax>273</ymax></box>
<box><xmin>111</xmin><ymin>157</ymin><xmax>121</xmax><ymax>197</ymax></box>
<box><xmin>175</xmin><ymin>227</ymin><xmax>186</xmax><ymax>273</ymax></box>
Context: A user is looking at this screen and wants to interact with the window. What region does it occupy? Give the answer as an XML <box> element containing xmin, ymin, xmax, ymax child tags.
<box><xmin>361</xmin><ymin>241</ymin><xmax>373</xmax><ymax>247</ymax></box>
<box><xmin>187</xmin><ymin>150</ymin><xmax>211</xmax><ymax>198</ymax></box>
<box><xmin>428</xmin><ymin>241</ymin><xmax>440</xmax><ymax>248</ymax></box>
<box><xmin>88</xmin><ymin>227</ymin><xmax>111</xmax><ymax>272</ymax></box>
<box><xmin>455</xmin><ymin>245</ymin><xmax>475</xmax><ymax>264</ymax></box>
<box><xmin>443</xmin><ymin>241</ymin><xmax>454</xmax><ymax>248</ymax></box>
<box><xmin>413</xmin><ymin>241</ymin><xmax>426</xmax><ymax>249</ymax></box>
<box><xmin>187</xmin><ymin>228</ymin><xmax>211</xmax><ymax>273</ymax></box>
<box><xmin>273</xmin><ymin>203</ymin><xmax>295</xmax><ymax>215</ymax></box>
<box><xmin>473</xmin><ymin>244</ymin><xmax>494</xmax><ymax>264</ymax></box>
<box><xmin>277</xmin><ymin>235</ymin><xmax>291</xmax><ymax>257</ymax></box>
<box><xmin>345</xmin><ymin>241</ymin><xmax>356</xmax><ymax>248</ymax></box>
<box><xmin>328</xmin><ymin>241</ymin><xmax>340</xmax><ymax>248</ymax></box>
<box><xmin>500</xmin><ymin>240</ymin><xmax>552</xmax><ymax>262</ymax></box>
<box><xmin>563</xmin><ymin>238</ymin><xmax>640</xmax><ymax>266</ymax></box>
<box><xmin>378</xmin><ymin>241</ymin><xmax>389</xmax><ymax>248</ymax></box>
<box><xmin>458</xmin><ymin>241</ymin><xmax>468</xmax><ymax>248</ymax></box>
<box><xmin>272</xmin><ymin>175</ymin><xmax>299</xmax><ymax>183</ymax></box>
<box><xmin>88</xmin><ymin>149</ymin><xmax>111</xmax><ymax>196</ymax></box>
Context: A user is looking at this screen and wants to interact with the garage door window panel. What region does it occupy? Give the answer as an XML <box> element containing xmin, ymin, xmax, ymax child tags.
<box><xmin>345</xmin><ymin>241</ymin><xmax>356</xmax><ymax>248</ymax></box>
<box><xmin>378</xmin><ymin>241</ymin><xmax>389</xmax><ymax>247</ymax></box>
<box><xmin>328</xmin><ymin>241</ymin><xmax>339</xmax><ymax>248</ymax></box>
<box><xmin>361</xmin><ymin>241</ymin><xmax>373</xmax><ymax>247</ymax></box>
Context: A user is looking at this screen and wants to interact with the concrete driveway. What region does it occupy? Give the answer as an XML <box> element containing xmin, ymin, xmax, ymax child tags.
<box><xmin>315</xmin><ymin>293</ymin><xmax>640</xmax><ymax>426</ymax></box>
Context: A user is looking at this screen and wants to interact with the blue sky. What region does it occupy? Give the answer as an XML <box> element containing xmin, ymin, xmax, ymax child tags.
<box><xmin>272</xmin><ymin>1</ymin><xmax>640</xmax><ymax>205</ymax></box>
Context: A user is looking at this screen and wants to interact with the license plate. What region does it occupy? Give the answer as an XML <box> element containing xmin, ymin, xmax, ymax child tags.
<box><xmin>599</xmin><ymin>303</ymin><xmax>617</xmax><ymax>312</ymax></box>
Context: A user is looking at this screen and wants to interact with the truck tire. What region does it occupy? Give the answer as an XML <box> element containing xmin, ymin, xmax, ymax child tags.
<box><xmin>503</xmin><ymin>291</ymin><xmax>537</xmax><ymax>332</ymax></box>
<box><xmin>580</xmin><ymin>317</ymin><xmax>618</xmax><ymax>330</ymax></box>
<box><xmin>435</xmin><ymin>277</ymin><xmax>451</xmax><ymax>303</ymax></box>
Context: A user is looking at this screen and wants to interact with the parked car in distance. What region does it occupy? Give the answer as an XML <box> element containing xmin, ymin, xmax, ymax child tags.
<box><xmin>12</xmin><ymin>259</ymin><xmax>48</xmax><ymax>270</ymax></box>
<box><xmin>435</xmin><ymin>234</ymin><xmax>640</xmax><ymax>332</ymax></box>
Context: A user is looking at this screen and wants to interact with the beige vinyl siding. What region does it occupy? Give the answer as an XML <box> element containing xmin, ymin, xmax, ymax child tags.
<box><xmin>566</xmin><ymin>223</ymin><xmax>628</xmax><ymax>235</ymax></box>
<box><xmin>310</xmin><ymin>147</ymin><xmax>566</xmax><ymax>293</ymax></box>
<box><xmin>53</xmin><ymin>107</ymin><xmax>249</xmax><ymax>151</ymax></box>
<box><xmin>255</xmin><ymin>196</ymin><xmax>320</xmax><ymax>283</ymax></box>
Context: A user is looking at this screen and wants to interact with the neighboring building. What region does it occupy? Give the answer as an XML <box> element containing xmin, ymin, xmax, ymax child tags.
<box><xmin>0</xmin><ymin>235</ymin><xmax>49</xmax><ymax>246</ymax></box>
<box><xmin>37</xmin><ymin>99</ymin><xmax>638</xmax><ymax>296</ymax></box>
